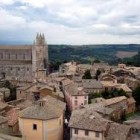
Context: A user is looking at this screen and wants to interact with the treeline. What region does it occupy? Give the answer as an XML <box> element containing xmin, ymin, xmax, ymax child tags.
<box><xmin>48</xmin><ymin>44</ymin><xmax>140</xmax><ymax>66</ymax></box>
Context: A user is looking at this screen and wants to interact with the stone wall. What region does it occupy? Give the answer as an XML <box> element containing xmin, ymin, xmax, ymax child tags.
<box><xmin>0</xmin><ymin>46</ymin><xmax>33</xmax><ymax>82</ymax></box>
<box><xmin>0</xmin><ymin>34</ymin><xmax>49</xmax><ymax>82</ymax></box>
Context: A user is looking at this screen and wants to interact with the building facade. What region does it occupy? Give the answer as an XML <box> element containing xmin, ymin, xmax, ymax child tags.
<box><xmin>0</xmin><ymin>33</ymin><xmax>49</xmax><ymax>82</ymax></box>
<box><xmin>18</xmin><ymin>96</ymin><xmax>65</xmax><ymax>140</ymax></box>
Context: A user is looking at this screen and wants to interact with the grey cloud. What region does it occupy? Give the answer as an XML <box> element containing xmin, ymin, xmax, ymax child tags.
<box><xmin>0</xmin><ymin>0</ymin><xmax>140</xmax><ymax>44</ymax></box>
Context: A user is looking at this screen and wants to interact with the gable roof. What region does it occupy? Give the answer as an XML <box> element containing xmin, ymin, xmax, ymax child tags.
<box><xmin>82</xmin><ymin>79</ymin><xmax>103</xmax><ymax>89</ymax></box>
<box><xmin>106</xmin><ymin>123</ymin><xmax>130</xmax><ymax>140</ymax></box>
<box><xmin>0</xmin><ymin>102</ymin><xmax>8</xmax><ymax>110</ymax></box>
<box><xmin>104</xmin><ymin>96</ymin><xmax>127</xmax><ymax>106</ymax></box>
<box><xmin>0</xmin><ymin>88</ymin><xmax>10</xmax><ymax>92</ymax></box>
<box><xmin>69</xmin><ymin>108</ymin><xmax>109</xmax><ymax>132</ymax></box>
<box><xmin>65</xmin><ymin>83</ymin><xmax>87</xmax><ymax>96</ymax></box>
<box><xmin>85</xmin><ymin>103</ymin><xmax>114</xmax><ymax>116</ymax></box>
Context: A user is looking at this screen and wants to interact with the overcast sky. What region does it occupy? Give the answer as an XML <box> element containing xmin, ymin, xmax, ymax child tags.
<box><xmin>0</xmin><ymin>0</ymin><xmax>140</xmax><ymax>45</ymax></box>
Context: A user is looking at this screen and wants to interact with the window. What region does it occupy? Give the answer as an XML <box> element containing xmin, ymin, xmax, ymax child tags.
<box><xmin>85</xmin><ymin>130</ymin><xmax>89</xmax><ymax>136</ymax></box>
<box><xmin>95</xmin><ymin>132</ymin><xmax>100</xmax><ymax>137</ymax></box>
<box><xmin>75</xmin><ymin>96</ymin><xmax>77</xmax><ymax>99</ymax></box>
<box><xmin>33</xmin><ymin>124</ymin><xmax>37</xmax><ymax>130</ymax></box>
<box><xmin>84</xmin><ymin>100</ymin><xmax>87</xmax><ymax>105</ymax></box>
<box><xmin>8</xmin><ymin>54</ymin><xmax>10</xmax><ymax>59</ymax></box>
<box><xmin>23</xmin><ymin>54</ymin><xmax>26</xmax><ymax>59</ymax></box>
<box><xmin>75</xmin><ymin>100</ymin><xmax>78</xmax><ymax>106</ymax></box>
<box><xmin>84</xmin><ymin>96</ymin><xmax>87</xmax><ymax>99</ymax></box>
<box><xmin>74</xmin><ymin>129</ymin><xmax>78</xmax><ymax>134</ymax></box>
<box><xmin>16</xmin><ymin>54</ymin><xmax>17</xmax><ymax>59</ymax></box>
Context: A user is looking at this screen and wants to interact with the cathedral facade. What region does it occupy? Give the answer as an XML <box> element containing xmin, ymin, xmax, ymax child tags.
<box><xmin>0</xmin><ymin>33</ymin><xmax>49</xmax><ymax>82</ymax></box>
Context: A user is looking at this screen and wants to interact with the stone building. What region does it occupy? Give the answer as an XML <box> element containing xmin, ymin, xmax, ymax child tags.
<box><xmin>0</xmin><ymin>33</ymin><xmax>49</xmax><ymax>82</ymax></box>
<box><xmin>19</xmin><ymin>96</ymin><xmax>65</xmax><ymax>140</ymax></box>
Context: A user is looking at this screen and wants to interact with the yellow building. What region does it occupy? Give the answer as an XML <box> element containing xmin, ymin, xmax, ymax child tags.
<box><xmin>18</xmin><ymin>96</ymin><xmax>65</xmax><ymax>140</ymax></box>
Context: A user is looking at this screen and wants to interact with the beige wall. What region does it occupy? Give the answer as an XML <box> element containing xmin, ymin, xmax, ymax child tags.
<box><xmin>19</xmin><ymin>118</ymin><xmax>43</xmax><ymax>140</ymax></box>
<box><xmin>16</xmin><ymin>90</ymin><xmax>25</xmax><ymax>99</ymax></box>
<box><xmin>19</xmin><ymin>114</ymin><xmax>64</xmax><ymax>140</ymax></box>
<box><xmin>71</xmin><ymin>128</ymin><xmax>104</xmax><ymax>140</ymax></box>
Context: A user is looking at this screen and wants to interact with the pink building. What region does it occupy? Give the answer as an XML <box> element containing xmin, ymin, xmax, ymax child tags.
<box><xmin>63</xmin><ymin>82</ymin><xmax>88</xmax><ymax>111</ymax></box>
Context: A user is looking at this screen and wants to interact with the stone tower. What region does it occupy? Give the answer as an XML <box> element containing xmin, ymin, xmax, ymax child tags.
<box><xmin>32</xmin><ymin>33</ymin><xmax>49</xmax><ymax>82</ymax></box>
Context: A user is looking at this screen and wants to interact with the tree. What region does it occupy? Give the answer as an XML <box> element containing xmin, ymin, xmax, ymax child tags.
<box><xmin>82</xmin><ymin>70</ymin><xmax>92</xmax><ymax>79</ymax></box>
<box><xmin>101</xmin><ymin>89</ymin><xmax>127</xmax><ymax>99</ymax></box>
<box><xmin>95</xmin><ymin>69</ymin><xmax>101</xmax><ymax>80</ymax></box>
<box><xmin>4</xmin><ymin>80</ymin><xmax>11</xmax><ymax>89</ymax></box>
<box><xmin>93</xmin><ymin>59</ymin><xmax>100</xmax><ymax>63</ymax></box>
<box><xmin>3</xmin><ymin>80</ymin><xmax>16</xmax><ymax>102</ymax></box>
<box><xmin>88</xmin><ymin>92</ymin><xmax>102</xmax><ymax>103</ymax></box>
<box><xmin>132</xmin><ymin>87</ymin><xmax>140</xmax><ymax>107</ymax></box>
<box><xmin>101</xmin><ymin>90</ymin><xmax>110</xmax><ymax>99</ymax></box>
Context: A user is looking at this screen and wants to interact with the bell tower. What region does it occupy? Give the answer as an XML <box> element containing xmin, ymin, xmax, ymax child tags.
<box><xmin>32</xmin><ymin>33</ymin><xmax>49</xmax><ymax>82</ymax></box>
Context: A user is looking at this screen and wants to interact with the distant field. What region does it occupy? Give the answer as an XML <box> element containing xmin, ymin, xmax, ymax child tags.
<box><xmin>116</xmin><ymin>51</ymin><xmax>138</xmax><ymax>59</ymax></box>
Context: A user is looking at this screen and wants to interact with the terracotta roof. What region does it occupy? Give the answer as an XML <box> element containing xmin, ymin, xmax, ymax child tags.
<box><xmin>17</xmin><ymin>84</ymin><xmax>34</xmax><ymax>91</ymax></box>
<box><xmin>82</xmin><ymin>79</ymin><xmax>103</xmax><ymax>89</ymax></box>
<box><xmin>39</xmin><ymin>85</ymin><xmax>53</xmax><ymax>91</ymax></box>
<box><xmin>8</xmin><ymin>99</ymin><xmax>33</xmax><ymax>109</ymax></box>
<box><xmin>124</xmin><ymin>120</ymin><xmax>140</xmax><ymax>130</ymax></box>
<box><xmin>19</xmin><ymin>95</ymin><xmax>65</xmax><ymax>120</ymax></box>
<box><xmin>62</xmin><ymin>79</ymin><xmax>73</xmax><ymax>86</ymax></box>
<box><xmin>106</xmin><ymin>122</ymin><xmax>130</xmax><ymax>140</ymax></box>
<box><xmin>0</xmin><ymin>88</ymin><xmax>10</xmax><ymax>92</ymax></box>
<box><xmin>69</xmin><ymin>108</ymin><xmax>110</xmax><ymax>132</ymax></box>
<box><xmin>65</xmin><ymin>83</ymin><xmax>87</xmax><ymax>96</ymax></box>
<box><xmin>101</xmin><ymin>81</ymin><xmax>117</xmax><ymax>87</ymax></box>
<box><xmin>85</xmin><ymin>103</ymin><xmax>114</xmax><ymax>116</ymax></box>
<box><xmin>53</xmin><ymin>77</ymin><xmax>66</xmax><ymax>82</ymax></box>
<box><xmin>104</xmin><ymin>96</ymin><xmax>127</xmax><ymax>106</ymax></box>
<box><xmin>6</xmin><ymin>108</ymin><xmax>19</xmax><ymax>126</ymax></box>
<box><xmin>0</xmin><ymin>102</ymin><xmax>8</xmax><ymax>110</ymax></box>
<box><xmin>116</xmin><ymin>84</ymin><xmax>132</xmax><ymax>92</ymax></box>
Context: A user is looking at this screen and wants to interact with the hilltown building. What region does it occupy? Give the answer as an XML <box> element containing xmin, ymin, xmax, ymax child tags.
<box><xmin>19</xmin><ymin>96</ymin><xmax>65</xmax><ymax>140</ymax></box>
<box><xmin>69</xmin><ymin>107</ymin><xmax>131</xmax><ymax>140</ymax></box>
<box><xmin>0</xmin><ymin>33</ymin><xmax>49</xmax><ymax>82</ymax></box>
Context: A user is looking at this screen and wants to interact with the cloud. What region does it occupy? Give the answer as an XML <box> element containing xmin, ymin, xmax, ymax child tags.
<box><xmin>0</xmin><ymin>0</ymin><xmax>140</xmax><ymax>44</ymax></box>
<box><xmin>0</xmin><ymin>0</ymin><xmax>14</xmax><ymax>5</ymax></box>
<box><xmin>0</xmin><ymin>8</ymin><xmax>26</xmax><ymax>30</ymax></box>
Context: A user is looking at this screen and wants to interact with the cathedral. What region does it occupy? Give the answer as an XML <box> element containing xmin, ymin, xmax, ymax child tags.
<box><xmin>0</xmin><ymin>33</ymin><xmax>49</xmax><ymax>82</ymax></box>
